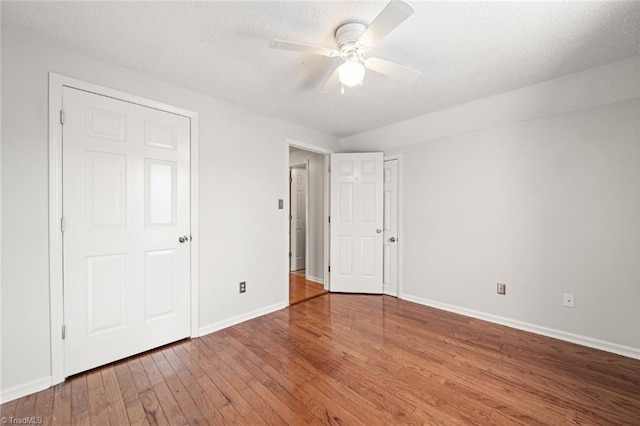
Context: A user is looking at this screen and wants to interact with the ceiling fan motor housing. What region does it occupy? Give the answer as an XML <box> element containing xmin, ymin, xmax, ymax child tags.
<box><xmin>335</xmin><ymin>22</ymin><xmax>367</xmax><ymax>59</ymax></box>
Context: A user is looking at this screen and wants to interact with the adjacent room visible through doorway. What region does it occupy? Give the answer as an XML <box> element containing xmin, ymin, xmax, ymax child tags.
<box><xmin>287</xmin><ymin>144</ymin><xmax>330</xmax><ymax>305</ymax></box>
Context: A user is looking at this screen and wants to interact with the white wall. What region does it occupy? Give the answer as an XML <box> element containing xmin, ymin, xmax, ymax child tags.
<box><xmin>0</xmin><ymin>28</ymin><xmax>341</xmax><ymax>401</ymax></box>
<box><xmin>289</xmin><ymin>149</ymin><xmax>326</xmax><ymax>283</ymax></box>
<box><xmin>342</xmin><ymin>56</ymin><xmax>640</xmax><ymax>152</ymax></box>
<box><xmin>343</xmin><ymin>57</ymin><xmax>640</xmax><ymax>357</ymax></box>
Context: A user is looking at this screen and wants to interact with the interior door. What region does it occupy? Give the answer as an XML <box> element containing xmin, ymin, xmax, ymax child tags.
<box><xmin>383</xmin><ymin>159</ymin><xmax>398</xmax><ymax>296</ymax></box>
<box><xmin>290</xmin><ymin>166</ymin><xmax>307</xmax><ymax>271</ymax></box>
<box><xmin>62</xmin><ymin>87</ymin><xmax>191</xmax><ymax>377</ymax></box>
<box><xmin>330</xmin><ymin>153</ymin><xmax>384</xmax><ymax>293</ymax></box>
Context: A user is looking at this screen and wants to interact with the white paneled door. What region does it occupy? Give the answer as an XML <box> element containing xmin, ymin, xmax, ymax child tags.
<box><xmin>290</xmin><ymin>166</ymin><xmax>307</xmax><ymax>271</ymax></box>
<box><xmin>383</xmin><ymin>159</ymin><xmax>399</xmax><ymax>296</ymax></box>
<box><xmin>330</xmin><ymin>153</ymin><xmax>383</xmax><ymax>293</ymax></box>
<box><xmin>62</xmin><ymin>87</ymin><xmax>191</xmax><ymax>377</ymax></box>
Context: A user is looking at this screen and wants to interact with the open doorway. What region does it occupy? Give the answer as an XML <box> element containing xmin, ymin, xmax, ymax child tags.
<box><xmin>288</xmin><ymin>145</ymin><xmax>329</xmax><ymax>305</ymax></box>
<box><xmin>289</xmin><ymin>163</ymin><xmax>307</xmax><ymax>272</ymax></box>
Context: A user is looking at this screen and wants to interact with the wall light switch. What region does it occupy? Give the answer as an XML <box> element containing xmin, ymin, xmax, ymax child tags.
<box><xmin>278</xmin><ymin>199</ymin><xmax>284</xmax><ymax>209</ymax></box>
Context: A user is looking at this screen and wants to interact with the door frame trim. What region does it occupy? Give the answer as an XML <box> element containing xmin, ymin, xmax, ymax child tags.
<box><xmin>285</xmin><ymin>139</ymin><xmax>333</xmax><ymax>293</ymax></box>
<box><xmin>48</xmin><ymin>73</ymin><xmax>200</xmax><ymax>385</ymax></box>
<box><xmin>383</xmin><ymin>155</ymin><xmax>403</xmax><ymax>297</ymax></box>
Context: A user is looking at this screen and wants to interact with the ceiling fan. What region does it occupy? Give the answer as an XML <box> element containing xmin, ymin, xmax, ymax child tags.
<box><xmin>269</xmin><ymin>0</ymin><xmax>420</xmax><ymax>90</ymax></box>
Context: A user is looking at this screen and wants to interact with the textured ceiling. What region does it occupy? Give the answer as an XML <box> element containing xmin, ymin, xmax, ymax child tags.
<box><xmin>2</xmin><ymin>1</ymin><xmax>639</xmax><ymax>138</ymax></box>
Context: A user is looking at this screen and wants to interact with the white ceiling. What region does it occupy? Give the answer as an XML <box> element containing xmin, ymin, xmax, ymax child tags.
<box><xmin>2</xmin><ymin>1</ymin><xmax>639</xmax><ymax>138</ymax></box>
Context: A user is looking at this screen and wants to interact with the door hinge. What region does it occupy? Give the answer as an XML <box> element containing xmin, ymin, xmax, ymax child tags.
<box><xmin>328</xmin><ymin>265</ymin><xmax>331</xmax><ymax>273</ymax></box>
<box><xmin>289</xmin><ymin>252</ymin><xmax>292</xmax><ymax>258</ymax></box>
<box><xmin>60</xmin><ymin>217</ymin><xmax>65</xmax><ymax>232</ymax></box>
<box><xmin>328</xmin><ymin>166</ymin><xmax>331</xmax><ymax>173</ymax></box>
<box><xmin>60</xmin><ymin>109</ymin><xmax>65</xmax><ymax>125</ymax></box>
<box><xmin>328</xmin><ymin>216</ymin><xmax>331</xmax><ymax>223</ymax></box>
<box><xmin>61</xmin><ymin>324</ymin><xmax>66</xmax><ymax>340</ymax></box>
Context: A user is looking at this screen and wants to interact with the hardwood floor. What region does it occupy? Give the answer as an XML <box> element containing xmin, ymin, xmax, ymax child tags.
<box><xmin>289</xmin><ymin>271</ymin><xmax>327</xmax><ymax>305</ymax></box>
<box><xmin>290</xmin><ymin>269</ymin><xmax>306</xmax><ymax>277</ymax></box>
<box><xmin>3</xmin><ymin>294</ymin><xmax>640</xmax><ymax>425</ymax></box>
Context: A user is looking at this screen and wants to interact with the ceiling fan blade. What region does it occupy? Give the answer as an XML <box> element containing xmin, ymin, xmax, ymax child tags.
<box><xmin>320</xmin><ymin>68</ymin><xmax>341</xmax><ymax>93</ymax></box>
<box><xmin>358</xmin><ymin>0</ymin><xmax>414</xmax><ymax>48</ymax></box>
<box><xmin>306</xmin><ymin>57</ymin><xmax>342</xmax><ymax>90</ymax></box>
<box><xmin>270</xmin><ymin>39</ymin><xmax>339</xmax><ymax>57</ymax></box>
<box><xmin>365</xmin><ymin>57</ymin><xmax>420</xmax><ymax>83</ymax></box>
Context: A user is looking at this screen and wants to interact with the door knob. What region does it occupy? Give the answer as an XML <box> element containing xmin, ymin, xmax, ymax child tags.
<box><xmin>376</xmin><ymin>229</ymin><xmax>382</xmax><ymax>233</ymax></box>
<box><xmin>178</xmin><ymin>235</ymin><xmax>189</xmax><ymax>243</ymax></box>
<box><xmin>390</xmin><ymin>237</ymin><xmax>396</xmax><ymax>242</ymax></box>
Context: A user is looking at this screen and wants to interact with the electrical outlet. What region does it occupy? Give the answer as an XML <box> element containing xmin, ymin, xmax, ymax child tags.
<box><xmin>497</xmin><ymin>283</ymin><xmax>506</xmax><ymax>295</ymax></box>
<box><xmin>563</xmin><ymin>293</ymin><xmax>574</xmax><ymax>308</ymax></box>
<box><xmin>239</xmin><ymin>281</ymin><xmax>246</xmax><ymax>293</ymax></box>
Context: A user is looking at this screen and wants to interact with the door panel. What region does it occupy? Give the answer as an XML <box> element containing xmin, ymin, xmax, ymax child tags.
<box><xmin>144</xmin><ymin>120</ymin><xmax>177</xmax><ymax>150</ymax></box>
<box><xmin>145</xmin><ymin>249</ymin><xmax>176</xmax><ymax>320</ymax></box>
<box><xmin>338</xmin><ymin>237</ymin><xmax>353</xmax><ymax>276</ymax></box>
<box><xmin>330</xmin><ymin>153</ymin><xmax>383</xmax><ymax>293</ymax></box>
<box><xmin>338</xmin><ymin>183</ymin><xmax>353</xmax><ymax>221</ymax></box>
<box><xmin>85</xmin><ymin>108</ymin><xmax>126</xmax><ymax>140</ymax></box>
<box><xmin>145</xmin><ymin>159</ymin><xmax>177</xmax><ymax>227</ymax></box>
<box><xmin>86</xmin><ymin>152</ymin><xmax>126</xmax><ymax>228</ymax></box>
<box><xmin>383</xmin><ymin>159</ymin><xmax>399</xmax><ymax>296</ymax></box>
<box><xmin>63</xmin><ymin>87</ymin><xmax>191</xmax><ymax>377</ymax></box>
<box><xmin>86</xmin><ymin>254</ymin><xmax>127</xmax><ymax>333</ymax></box>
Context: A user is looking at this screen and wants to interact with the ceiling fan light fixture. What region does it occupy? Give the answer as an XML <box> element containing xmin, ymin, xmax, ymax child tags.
<box><xmin>338</xmin><ymin>59</ymin><xmax>365</xmax><ymax>87</ymax></box>
<box><xmin>269</xmin><ymin>0</ymin><xmax>419</xmax><ymax>91</ymax></box>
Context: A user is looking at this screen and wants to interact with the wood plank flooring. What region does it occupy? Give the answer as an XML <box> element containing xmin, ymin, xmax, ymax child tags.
<box><xmin>289</xmin><ymin>272</ymin><xmax>327</xmax><ymax>305</ymax></box>
<box><xmin>2</xmin><ymin>294</ymin><xmax>640</xmax><ymax>425</ymax></box>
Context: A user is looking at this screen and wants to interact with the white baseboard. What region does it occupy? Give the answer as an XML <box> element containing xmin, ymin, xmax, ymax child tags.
<box><xmin>400</xmin><ymin>293</ymin><xmax>640</xmax><ymax>360</ymax></box>
<box><xmin>198</xmin><ymin>301</ymin><xmax>288</xmax><ymax>337</ymax></box>
<box><xmin>1</xmin><ymin>302</ymin><xmax>289</xmax><ymax>404</ymax></box>
<box><xmin>1</xmin><ymin>376</ymin><xmax>51</xmax><ymax>404</ymax></box>
<box><xmin>306</xmin><ymin>275</ymin><xmax>324</xmax><ymax>285</ymax></box>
